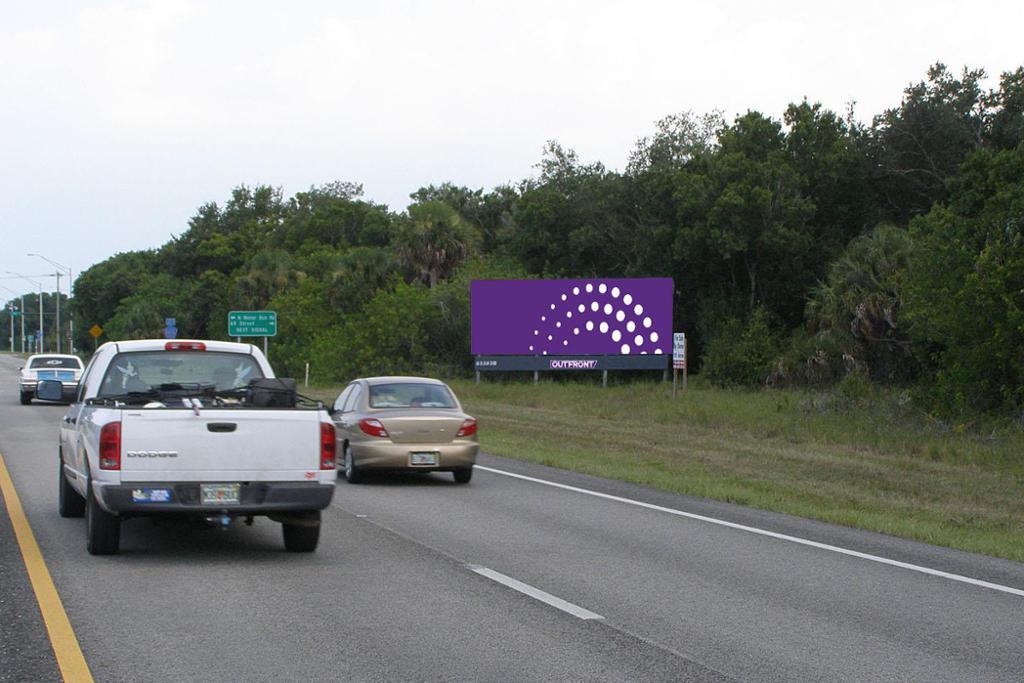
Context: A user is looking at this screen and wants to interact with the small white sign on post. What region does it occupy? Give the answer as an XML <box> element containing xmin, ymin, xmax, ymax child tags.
<box><xmin>672</xmin><ymin>332</ymin><xmax>687</xmax><ymax>397</ymax></box>
<box><xmin>673</xmin><ymin>333</ymin><xmax>686</xmax><ymax>369</ymax></box>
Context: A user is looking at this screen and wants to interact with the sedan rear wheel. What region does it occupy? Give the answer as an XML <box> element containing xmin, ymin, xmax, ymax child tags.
<box><xmin>20</xmin><ymin>391</ymin><xmax>31</xmax><ymax>405</ymax></box>
<box><xmin>452</xmin><ymin>467</ymin><xmax>473</xmax><ymax>484</ymax></box>
<box><xmin>343</xmin><ymin>444</ymin><xmax>363</xmax><ymax>484</ymax></box>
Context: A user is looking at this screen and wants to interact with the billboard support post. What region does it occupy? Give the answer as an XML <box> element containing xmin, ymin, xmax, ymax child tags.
<box><xmin>602</xmin><ymin>370</ymin><xmax>608</xmax><ymax>388</ymax></box>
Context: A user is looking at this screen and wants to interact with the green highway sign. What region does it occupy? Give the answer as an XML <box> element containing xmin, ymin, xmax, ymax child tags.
<box><xmin>228</xmin><ymin>310</ymin><xmax>277</xmax><ymax>337</ymax></box>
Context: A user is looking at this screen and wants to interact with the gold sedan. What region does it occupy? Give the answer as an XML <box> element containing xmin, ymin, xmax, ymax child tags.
<box><xmin>331</xmin><ymin>377</ymin><xmax>479</xmax><ymax>484</ymax></box>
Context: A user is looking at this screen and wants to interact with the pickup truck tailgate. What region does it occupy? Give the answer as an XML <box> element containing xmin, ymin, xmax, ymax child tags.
<box><xmin>119</xmin><ymin>410</ymin><xmax>323</xmax><ymax>482</ymax></box>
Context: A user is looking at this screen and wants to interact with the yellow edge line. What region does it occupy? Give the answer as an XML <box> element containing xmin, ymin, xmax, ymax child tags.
<box><xmin>0</xmin><ymin>452</ymin><xmax>94</xmax><ymax>682</ymax></box>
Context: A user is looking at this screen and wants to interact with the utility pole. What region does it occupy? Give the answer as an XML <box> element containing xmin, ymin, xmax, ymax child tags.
<box><xmin>0</xmin><ymin>283</ymin><xmax>26</xmax><ymax>353</ymax></box>
<box><xmin>7</xmin><ymin>272</ymin><xmax>43</xmax><ymax>352</ymax></box>
<box><xmin>29</xmin><ymin>254</ymin><xmax>73</xmax><ymax>354</ymax></box>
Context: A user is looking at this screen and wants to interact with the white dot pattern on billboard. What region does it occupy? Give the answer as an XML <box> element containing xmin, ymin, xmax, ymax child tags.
<box><xmin>527</xmin><ymin>281</ymin><xmax>667</xmax><ymax>355</ymax></box>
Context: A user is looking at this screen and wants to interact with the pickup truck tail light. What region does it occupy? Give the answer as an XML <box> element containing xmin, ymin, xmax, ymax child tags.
<box><xmin>99</xmin><ymin>422</ymin><xmax>121</xmax><ymax>470</ymax></box>
<box><xmin>358</xmin><ymin>419</ymin><xmax>389</xmax><ymax>438</ymax></box>
<box><xmin>320</xmin><ymin>422</ymin><xmax>336</xmax><ymax>470</ymax></box>
<box><xmin>456</xmin><ymin>418</ymin><xmax>477</xmax><ymax>438</ymax></box>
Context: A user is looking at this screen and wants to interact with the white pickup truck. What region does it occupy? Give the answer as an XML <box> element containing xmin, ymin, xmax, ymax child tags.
<box><xmin>41</xmin><ymin>339</ymin><xmax>336</xmax><ymax>555</ymax></box>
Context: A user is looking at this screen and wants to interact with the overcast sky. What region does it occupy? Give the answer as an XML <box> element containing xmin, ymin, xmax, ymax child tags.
<box><xmin>1</xmin><ymin>0</ymin><xmax>1021</xmax><ymax>296</ymax></box>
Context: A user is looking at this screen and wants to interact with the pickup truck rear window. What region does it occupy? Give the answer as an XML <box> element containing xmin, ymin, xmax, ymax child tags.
<box><xmin>97</xmin><ymin>351</ymin><xmax>265</xmax><ymax>397</ymax></box>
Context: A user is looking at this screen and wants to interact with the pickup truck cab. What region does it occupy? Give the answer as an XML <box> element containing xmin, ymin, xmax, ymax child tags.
<box><xmin>45</xmin><ymin>339</ymin><xmax>336</xmax><ymax>555</ymax></box>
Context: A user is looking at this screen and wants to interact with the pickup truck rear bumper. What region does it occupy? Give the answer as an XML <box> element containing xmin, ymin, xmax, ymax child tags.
<box><xmin>95</xmin><ymin>481</ymin><xmax>335</xmax><ymax>515</ymax></box>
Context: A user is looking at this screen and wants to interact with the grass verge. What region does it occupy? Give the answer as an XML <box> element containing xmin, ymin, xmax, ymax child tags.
<box><xmin>309</xmin><ymin>377</ymin><xmax>1024</xmax><ymax>562</ymax></box>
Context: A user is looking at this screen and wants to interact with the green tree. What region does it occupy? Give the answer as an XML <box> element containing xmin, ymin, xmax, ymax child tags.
<box><xmin>986</xmin><ymin>67</ymin><xmax>1024</xmax><ymax>152</ymax></box>
<box><xmin>869</xmin><ymin>63</ymin><xmax>988</xmax><ymax>223</ymax></box>
<box><xmin>282</xmin><ymin>182</ymin><xmax>394</xmax><ymax>250</ymax></box>
<box><xmin>104</xmin><ymin>274</ymin><xmax>187</xmax><ymax>340</ymax></box>
<box><xmin>626</xmin><ymin>110</ymin><xmax>723</xmax><ymax>174</ymax></box>
<box><xmin>166</xmin><ymin>186</ymin><xmax>284</xmax><ymax>276</ymax></box>
<box><xmin>700</xmin><ymin>112</ymin><xmax>815</xmax><ymax>320</ymax></box>
<box><xmin>904</xmin><ymin>143</ymin><xmax>1024</xmax><ymax>413</ymax></box>
<box><xmin>71</xmin><ymin>250</ymin><xmax>159</xmax><ymax>348</ymax></box>
<box><xmin>784</xmin><ymin>100</ymin><xmax>877</xmax><ymax>250</ymax></box>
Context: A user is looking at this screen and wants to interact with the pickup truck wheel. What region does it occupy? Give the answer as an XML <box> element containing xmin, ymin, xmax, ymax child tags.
<box><xmin>20</xmin><ymin>391</ymin><xmax>31</xmax><ymax>405</ymax></box>
<box><xmin>86</xmin><ymin>480</ymin><xmax>120</xmax><ymax>555</ymax></box>
<box><xmin>452</xmin><ymin>467</ymin><xmax>473</xmax><ymax>484</ymax></box>
<box><xmin>58</xmin><ymin>455</ymin><xmax>85</xmax><ymax>518</ymax></box>
<box><xmin>282</xmin><ymin>512</ymin><xmax>320</xmax><ymax>552</ymax></box>
<box><xmin>342</xmin><ymin>444</ymin><xmax>363</xmax><ymax>484</ymax></box>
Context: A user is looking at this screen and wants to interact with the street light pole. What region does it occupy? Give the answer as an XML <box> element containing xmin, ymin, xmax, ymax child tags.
<box><xmin>28</xmin><ymin>254</ymin><xmax>73</xmax><ymax>354</ymax></box>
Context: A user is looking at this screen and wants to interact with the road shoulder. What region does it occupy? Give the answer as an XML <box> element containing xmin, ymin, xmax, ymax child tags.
<box><xmin>0</xmin><ymin>482</ymin><xmax>62</xmax><ymax>683</ymax></box>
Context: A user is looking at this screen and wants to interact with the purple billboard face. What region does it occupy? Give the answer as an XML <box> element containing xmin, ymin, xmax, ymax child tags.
<box><xmin>471</xmin><ymin>278</ymin><xmax>673</xmax><ymax>356</ymax></box>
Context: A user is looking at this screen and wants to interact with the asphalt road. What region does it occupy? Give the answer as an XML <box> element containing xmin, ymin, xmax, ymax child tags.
<box><xmin>1</xmin><ymin>353</ymin><xmax>1023</xmax><ymax>682</ymax></box>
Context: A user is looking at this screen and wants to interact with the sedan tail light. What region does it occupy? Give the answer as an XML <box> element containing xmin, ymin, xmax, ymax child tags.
<box><xmin>99</xmin><ymin>422</ymin><xmax>121</xmax><ymax>470</ymax></box>
<box><xmin>456</xmin><ymin>418</ymin><xmax>477</xmax><ymax>438</ymax></box>
<box><xmin>320</xmin><ymin>422</ymin><xmax>336</xmax><ymax>470</ymax></box>
<box><xmin>358</xmin><ymin>419</ymin><xmax>389</xmax><ymax>438</ymax></box>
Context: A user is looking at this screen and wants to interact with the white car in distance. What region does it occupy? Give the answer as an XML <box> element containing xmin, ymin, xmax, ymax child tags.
<box><xmin>19</xmin><ymin>353</ymin><xmax>84</xmax><ymax>404</ymax></box>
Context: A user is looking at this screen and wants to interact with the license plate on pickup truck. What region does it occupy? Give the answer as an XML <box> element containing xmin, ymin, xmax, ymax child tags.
<box><xmin>410</xmin><ymin>452</ymin><xmax>438</xmax><ymax>466</ymax></box>
<box><xmin>201</xmin><ymin>483</ymin><xmax>241</xmax><ymax>505</ymax></box>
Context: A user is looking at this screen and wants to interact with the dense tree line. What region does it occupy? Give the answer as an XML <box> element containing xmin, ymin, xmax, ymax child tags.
<box><xmin>4</xmin><ymin>63</ymin><xmax>1022</xmax><ymax>416</ymax></box>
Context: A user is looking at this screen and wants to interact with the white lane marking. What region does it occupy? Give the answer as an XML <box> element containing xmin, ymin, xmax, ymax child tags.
<box><xmin>475</xmin><ymin>465</ymin><xmax>1024</xmax><ymax>599</ymax></box>
<box><xmin>467</xmin><ymin>564</ymin><xmax>604</xmax><ymax>620</ymax></box>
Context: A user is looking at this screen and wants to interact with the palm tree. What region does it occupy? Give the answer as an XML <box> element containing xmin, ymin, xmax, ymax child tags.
<box><xmin>395</xmin><ymin>201</ymin><xmax>481</xmax><ymax>288</ymax></box>
<box><xmin>237</xmin><ymin>249</ymin><xmax>305</xmax><ymax>307</ymax></box>
<box><xmin>805</xmin><ymin>224</ymin><xmax>914</xmax><ymax>381</ymax></box>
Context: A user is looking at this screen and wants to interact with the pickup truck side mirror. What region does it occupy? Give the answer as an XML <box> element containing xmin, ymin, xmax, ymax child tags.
<box><xmin>36</xmin><ymin>379</ymin><xmax>64</xmax><ymax>401</ymax></box>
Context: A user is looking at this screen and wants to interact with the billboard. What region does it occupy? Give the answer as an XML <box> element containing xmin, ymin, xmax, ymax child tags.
<box><xmin>471</xmin><ymin>278</ymin><xmax>673</xmax><ymax>356</ymax></box>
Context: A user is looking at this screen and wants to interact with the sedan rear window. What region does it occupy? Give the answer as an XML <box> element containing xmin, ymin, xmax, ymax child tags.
<box><xmin>30</xmin><ymin>357</ymin><xmax>82</xmax><ymax>369</ymax></box>
<box><xmin>368</xmin><ymin>383</ymin><xmax>456</xmax><ymax>409</ymax></box>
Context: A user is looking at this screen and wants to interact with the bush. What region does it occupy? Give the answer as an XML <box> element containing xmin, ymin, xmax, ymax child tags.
<box><xmin>701</xmin><ymin>306</ymin><xmax>782</xmax><ymax>386</ymax></box>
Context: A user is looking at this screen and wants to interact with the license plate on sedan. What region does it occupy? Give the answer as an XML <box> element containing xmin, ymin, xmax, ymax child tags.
<box><xmin>201</xmin><ymin>483</ymin><xmax>241</xmax><ymax>505</ymax></box>
<box><xmin>410</xmin><ymin>452</ymin><xmax>438</xmax><ymax>466</ymax></box>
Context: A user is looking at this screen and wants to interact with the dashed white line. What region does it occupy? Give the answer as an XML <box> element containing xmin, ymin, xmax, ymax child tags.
<box><xmin>467</xmin><ymin>565</ymin><xmax>604</xmax><ymax>620</ymax></box>
<box><xmin>475</xmin><ymin>465</ymin><xmax>1024</xmax><ymax>599</ymax></box>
